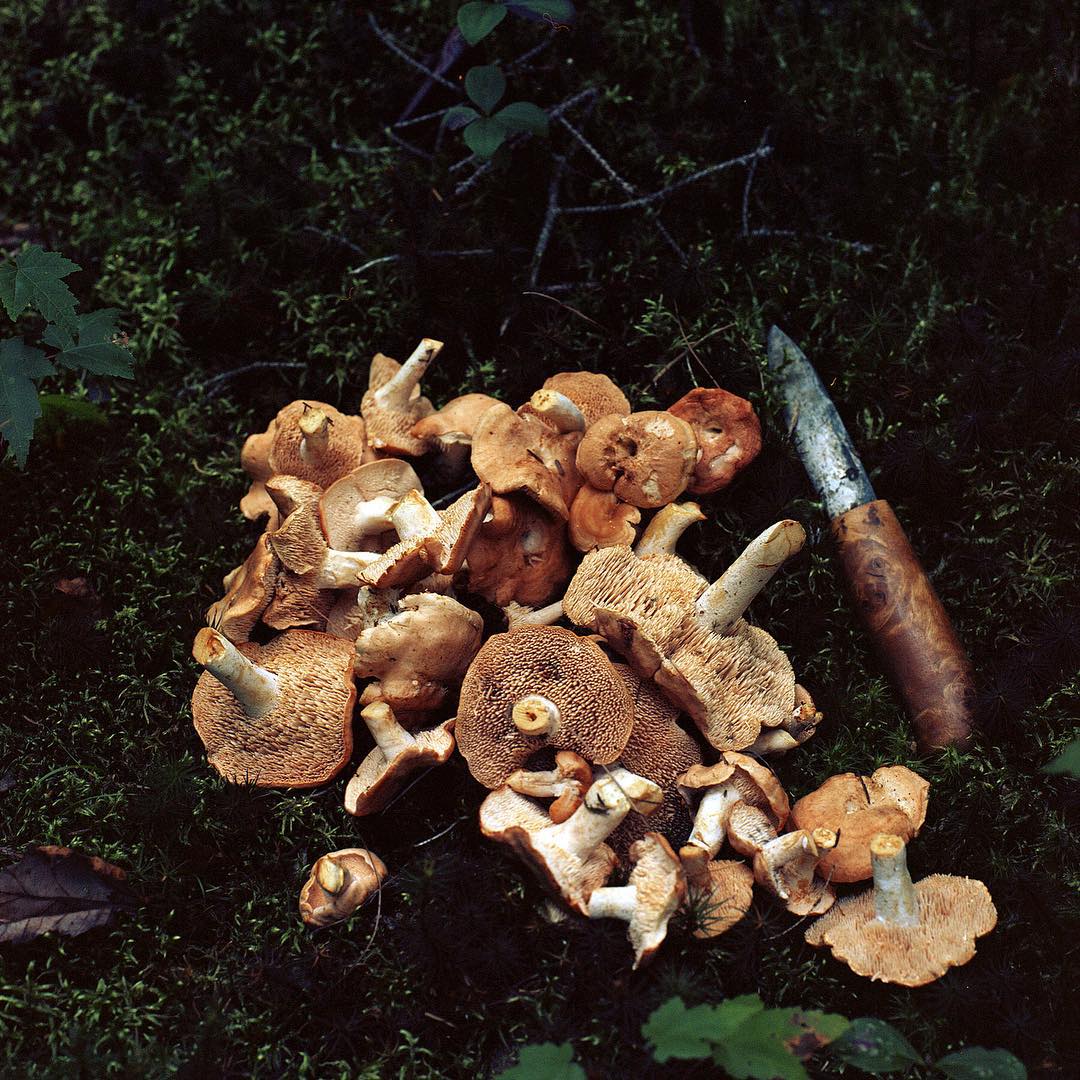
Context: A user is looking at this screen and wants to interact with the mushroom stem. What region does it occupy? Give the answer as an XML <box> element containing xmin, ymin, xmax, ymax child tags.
<box><xmin>316</xmin><ymin>858</ymin><xmax>346</xmax><ymax>894</ymax></box>
<box><xmin>506</xmin><ymin>600</ymin><xmax>565</xmax><ymax>628</ymax></box>
<box><xmin>680</xmin><ymin>844</ymin><xmax>713</xmax><ymax>892</ymax></box>
<box><xmin>635</xmin><ymin>501</ymin><xmax>706</xmax><ymax>556</ymax></box>
<box><xmin>511</xmin><ymin>695</ymin><xmax>561</xmax><ymax>738</ymax></box>
<box><xmin>527</xmin><ymin>389</ymin><xmax>586</xmax><ymax>434</ymax></box>
<box><xmin>372</xmin><ymin>338</ymin><xmax>443</xmax><ymax>410</ymax></box>
<box><xmin>694</xmin><ymin>519</ymin><xmax>807</xmax><ymax>633</ymax></box>
<box><xmin>316</xmin><ymin>548</ymin><xmax>381</xmax><ymax>588</ymax></box>
<box><xmin>871</xmin><ymin>833</ymin><xmax>920</xmax><ymax>927</ymax></box>
<box><xmin>553</xmin><ymin>771</ymin><xmax>654</xmax><ymax>857</ymax></box>
<box><xmin>361</xmin><ymin>701</ymin><xmax>416</xmax><ymax>762</ymax></box>
<box><xmin>347</xmin><ymin>496</ymin><xmax>398</xmax><ymax>538</ymax></box>
<box><xmin>299</xmin><ymin>408</ymin><xmax>331</xmax><ymax>464</ymax></box>
<box><xmin>586</xmin><ymin>885</ymin><xmax>637</xmax><ymax>921</ymax></box>
<box><xmin>390</xmin><ymin>490</ymin><xmax>442</xmax><ymax>540</ymax></box>
<box><xmin>687</xmin><ymin>783</ymin><xmax>742</xmax><ymax>856</ymax></box>
<box><xmin>192</xmin><ymin>627</ymin><xmax>280</xmax><ymax>718</ymax></box>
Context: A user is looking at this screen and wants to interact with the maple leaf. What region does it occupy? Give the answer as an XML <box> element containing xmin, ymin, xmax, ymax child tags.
<box><xmin>0</xmin><ymin>244</ymin><xmax>80</xmax><ymax>333</ymax></box>
<box><xmin>0</xmin><ymin>846</ymin><xmax>135</xmax><ymax>945</ymax></box>
<box><xmin>42</xmin><ymin>309</ymin><xmax>134</xmax><ymax>378</ymax></box>
<box><xmin>0</xmin><ymin>338</ymin><xmax>54</xmax><ymax>467</ymax></box>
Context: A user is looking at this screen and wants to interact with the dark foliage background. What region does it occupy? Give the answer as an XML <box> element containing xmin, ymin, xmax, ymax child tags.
<box><xmin>0</xmin><ymin>1</ymin><xmax>1077</xmax><ymax>1075</ymax></box>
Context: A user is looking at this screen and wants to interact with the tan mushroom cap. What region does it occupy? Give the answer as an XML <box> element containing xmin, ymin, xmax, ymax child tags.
<box><xmin>299</xmin><ymin>848</ymin><xmax>388</xmax><ymax>928</ymax></box>
<box><xmin>261</xmin><ymin>566</ymin><xmax>337</xmax><ymax>631</ymax></box>
<box><xmin>542</xmin><ymin>371</ymin><xmax>631</xmax><ymax>427</ymax></box>
<box><xmin>192</xmin><ymin>628</ymin><xmax>355</xmax><ymax>787</ymax></box>
<box><xmin>568</xmin><ymin>484</ymin><xmax>642</xmax><ymax>553</ymax></box>
<box><xmin>576</xmin><ymin>411</ymin><xmax>699</xmax><ymax>509</ymax></box>
<box><xmin>791</xmin><ymin>766</ymin><xmax>930</xmax><ymax>883</ymax></box>
<box><xmin>360</xmin><ymin>340</ymin><xmax>441</xmax><ymax>456</ymax></box>
<box><xmin>265</xmin><ymin>476</ymin><xmax>330</xmax><ymax>574</ymax></box>
<box><xmin>206</xmin><ymin>533</ymin><xmax>278</xmax><ymax>643</ymax></box>
<box><xmin>319</xmin><ymin>460</ymin><xmax>423</xmax><ymax>551</ymax></box>
<box><xmin>463</xmin><ymin>494</ymin><xmax>575</xmax><ymax>607</ymax></box>
<box><xmin>266</xmin><ymin>400</ymin><xmax>369</xmax><ymax>483</ymax></box>
<box><xmin>668</xmin><ymin>387</ymin><xmax>762</xmax><ymax>495</ymax></box>
<box><xmin>725</xmin><ymin>801</ymin><xmax>779</xmax><ymax>857</ymax></box>
<box><xmin>720</xmin><ymin>753</ymin><xmax>791</xmax><ymax>825</ymax></box>
<box><xmin>752</xmin><ymin>829</ymin><xmax>836</xmax><ymax>916</ymax></box>
<box><xmin>471</xmin><ymin>402</ymin><xmax>582</xmax><ymax>520</ymax></box>
<box><xmin>680</xmin><ymin>847</ymin><xmax>754</xmax><ymax>939</ymax></box>
<box><xmin>456</xmin><ymin>626</ymin><xmax>635</xmax><ymax>788</ymax></box>
<box><xmin>325</xmin><ymin>586</ymin><xmax>399</xmax><ymax>641</ymax></box>
<box><xmin>353</xmin><ymin>593</ymin><xmax>484</xmax><ymax>711</ymax></box>
<box><xmin>410</xmin><ymin>393</ymin><xmax>502</xmax><ymax>443</ymax></box>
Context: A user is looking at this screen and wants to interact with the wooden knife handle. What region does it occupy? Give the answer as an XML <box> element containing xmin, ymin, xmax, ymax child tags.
<box><xmin>831</xmin><ymin>499</ymin><xmax>975</xmax><ymax>752</ymax></box>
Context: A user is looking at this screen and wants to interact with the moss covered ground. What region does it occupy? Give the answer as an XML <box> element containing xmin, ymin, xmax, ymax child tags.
<box><xmin>1</xmin><ymin>1</ymin><xmax>1077</xmax><ymax>1075</ymax></box>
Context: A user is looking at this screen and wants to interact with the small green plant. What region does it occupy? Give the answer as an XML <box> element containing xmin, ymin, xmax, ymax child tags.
<box><xmin>457</xmin><ymin>1</ymin><xmax>575</xmax><ymax>45</ymax></box>
<box><xmin>0</xmin><ymin>245</ymin><xmax>134</xmax><ymax>468</ymax></box>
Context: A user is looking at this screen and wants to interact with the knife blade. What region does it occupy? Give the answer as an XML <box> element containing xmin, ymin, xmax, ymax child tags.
<box><xmin>766</xmin><ymin>326</ymin><xmax>975</xmax><ymax>752</ymax></box>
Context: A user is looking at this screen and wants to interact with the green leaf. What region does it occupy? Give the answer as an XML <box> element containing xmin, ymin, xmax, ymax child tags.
<box><xmin>1</xmin><ymin>338</ymin><xmax>54</xmax><ymax>467</ymax></box>
<box><xmin>463</xmin><ymin>116</ymin><xmax>507</xmax><ymax>158</ymax></box>
<box><xmin>935</xmin><ymin>1048</ymin><xmax>1027</xmax><ymax>1080</ymax></box>
<box><xmin>496</xmin><ymin>1042</ymin><xmax>585</xmax><ymax>1079</ymax></box>
<box><xmin>37</xmin><ymin>394</ymin><xmax>107</xmax><ymax>426</ymax></box>
<box><xmin>0</xmin><ymin>245</ymin><xmax>81</xmax><ymax>332</ymax></box>
<box><xmin>444</xmin><ymin>104</ymin><xmax>481</xmax><ymax>131</ymax></box>
<box><xmin>43</xmin><ymin>310</ymin><xmax>134</xmax><ymax>378</ymax></box>
<box><xmin>494</xmin><ymin>101</ymin><xmax>549</xmax><ymax>135</ymax></box>
<box><xmin>511</xmin><ymin>0</ymin><xmax>575</xmax><ymax>20</ymax></box>
<box><xmin>714</xmin><ymin>1007</ymin><xmax>810</xmax><ymax>1080</ymax></box>
<box><xmin>703</xmin><ymin>994</ymin><xmax>766</xmax><ymax>1042</ymax></box>
<box><xmin>457</xmin><ymin>1</ymin><xmax>507</xmax><ymax>45</ymax></box>
<box><xmin>643</xmin><ymin>997</ymin><xmax>726</xmax><ymax>1062</ymax></box>
<box><xmin>465</xmin><ymin>64</ymin><xmax>506</xmax><ymax>114</ymax></box>
<box><xmin>832</xmin><ymin>1018</ymin><xmax>923</xmax><ymax>1073</ymax></box>
<box><xmin>1043</xmin><ymin>738</ymin><xmax>1080</xmax><ymax>777</ymax></box>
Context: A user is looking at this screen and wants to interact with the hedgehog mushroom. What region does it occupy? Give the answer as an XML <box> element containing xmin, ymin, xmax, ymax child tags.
<box><xmin>680</xmin><ymin>847</ymin><xmax>754</xmax><ymax>939</ymax></box>
<box><xmin>507</xmin><ymin>751</ymin><xmax>593</xmax><ymax>823</ymax></box>
<box><xmin>540</xmin><ymin>371</ymin><xmax>631</xmax><ymax>427</ymax></box>
<box><xmin>568</xmin><ymin>485</ymin><xmax>642</xmax><ymax>553</ymax></box>
<box><xmin>667</xmin><ymin>387</ymin><xmax>762</xmax><ymax>496</ymax></box>
<box><xmin>455</xmin><ymin>625</ymin><xmax>635</xmax><ymax>788</ymax></box>
<box><xmin>206</xmin><ymin>533</ymin><xmax>278</xmax><ymax>643</ymax></box>
<box><xmin>753</xmin><ymin>828</ymin><xmax>838</xmax><ymax>916</ymax></box>
<box><xmin>360</xmin><ymin>338</ymin><xmax>441</xmax><ymax>456</ymax></box>
<box><xmin>790</xmin><ymin>766</ymin><xmax>930</xmax><ymax>882</ymax></box>
<box><xmin>319</xmin><ymin>459</ymin><xmax>423</xmax><ymax>552</ymax></box>
<box><xmin>299</xmin><ymin>849</ymin><xmax>388</xmax><ymax>928</ymax></box>
<box><xmin>725</xmin><ymin>800</ymin><xmax>781</xmax><ymax>857</ymax></box>
<box><xmin>805</xmin><ymin>834</ymin><xmax>997</xmax><ymax>986</ymax></box>
<box><xmin>409</xmin><ymin>392</ymin><xmax>502</xmax><ymax>483</ymax></box>
<box><xmin>191</xmin><ymin>627</ymin><xmax>355</xmax><ymax>787</ymax></box>
<box><xmin>748</xmin><ymin>684</ymin><xmax>824</xmax><ymax>756</ymax></box>
<box><xmin>344</xmin><ymin>701</ymin><xmax>455</xmax><ymax>816</ymax></box>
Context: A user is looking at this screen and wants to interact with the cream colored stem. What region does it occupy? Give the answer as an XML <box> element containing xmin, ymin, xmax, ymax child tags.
<box><xmin>373</xmin><ymin>338</ymin><xmax>443</xmax><ymax>409</ymax></box>
<box><xmin>757</xmin><ymin>830</ymin><xmax>817</xmax><ymax>899</ymax></box>
<box><xmin>687</xmin><ymin>783</ymin><xmax>742</xmax><ymax>855</ymax></box>
<box><xmin>695</xmin><ymin>519</ymin><xmax>807</xmax><ymax>632</ymax></box>
<box><xmin>316</xmin><ymin>548</ymin><xmax>381</xmax><ymax>588</ymax></box>
<box><xmin>507</xmin><ymin>767</ymin><xmax>568</xmax><ymax>798</ymax></box>
<box><xmin>871</xmin><ymin>834</ymin><xmax>920</xmax><ymax>927</ymax></box>
<box><xmin>747</xmin><ymin>729</ymin><xmax>800</xmax><ymax>756</ymax></box>
<box><xmin>587</xmin><ymin>886</ymin><xmax>636</xmax><ymax>921</ymax></box>
<box><xmin>316</xmin><ymin>858</ymin><xmax>346</xmax><ymax>894</ymax></box>
<box><xmin>391</xmin><ymin>490</ymin><xmax>441</xmax><ymax>540</ymax></box>
<box><xmin>551</xmin><ymin>772</ymin><xmax>644</xmax><ymax>857</ymax></box>
<box><xmin>512</xmin><ymin>695</ymin><xmax>561</xmax><ymax>738</ymax></box>
<box><xmin>350</xmin><ymin>496</ymin><xmax>397</xmax><ymax>537</ymax></box>
<box><xmin>192</xmin><ymin>627</ymin><xmax>279</xmax><ymax>718</ymax></box>
<box><xmin>528</xmin><ymin>389</ymin><xmax>586</xmax><ymax>434</ymax></box>
<box><xmin>635</xmin><ymin>502</ymin><xmax>706</xmax><ymax>556</ymax></box>
<box><xmin>595</xmin><ymin>767</ymin><xmax>663</xmax><ymax>816</ymax></box>
<box><xmin>680</xmin><ymin>845</ymin><xmax>712</xmax><ymax>892</ymax></box>
<box><xmin>506</xmin><ymin>600</ymin><xmax>564</xmax><ymax>628</ymax></box>
<box><xmin>299</xmin><ymin>409</ymin><xmax>330</xmax><ymax>464</ymax></box>
<box><xmin>361</xmin><ymin>701</ymin><xmax>415</xmax><ymax>762</ymax></box>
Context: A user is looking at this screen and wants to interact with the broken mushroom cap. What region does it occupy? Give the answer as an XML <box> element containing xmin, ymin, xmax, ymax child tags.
<box><xmin>360</xmin><ymin>339</ymin><xmax>441</xmax><ymax>456</ymax></box>
<box><xmin>568</xmin><ymin>484</ymin><xmax>642</xmax><ymax>553</ymax></box>
<box><xmin>576</xmin><ymin>411</ymin><xmax>699</xmax><ymax>509</ymax></box>
<box><xmin>519</xmin><ymin>389</ymin><xmax>587</xmax><ymax>434</ymax></box>
<box><xmin>680</xmin><ymin>846</ymin><xmax>754</xmax><ymax>939</ymax></box>
<box><xmin>667</xmin><ymin>387</ymin><xmax>762</xmax><ymax>495</ymax></box>
<box><xmin>205</xmin><ymin>533</ymin><xmax>278</xmax><ymax>643</ymax></box>
<box><xmin>191</xmin><ymin>627</ymin><xmax>355</xmax><ymax>787</ymax></box>
<box><xmin>748</xmin><ymin>683</ymin><xmax>823</xmax><ymax>755</ymax></box>
<box><xmin>299</xmin><ymin>848</ymin><xmax>388</xmax><ymax>928</ymax></box>
<box><xmin>586</xmin><ymin>833</ymin><xmax>686</xmax><ymax>969</ymax></box>
<box><xmin>507</xmin><ymin>750</ymin><xmax>593</xmax><ymax>823</ymax></box>
<box><xmin>343</xmin><ymin>701</ymin><xmax>455</xmax><ymax>816</ymax></box>
<box><xmin>541</xmin><ymin>371</ymin><xmax>631</xmax><ymax>427</ymax></box>
<box><xmin>725</xmin><ymin>801</ymin><xmax>780</xmax><ymax>857</ymax></box>
<box><xmin>752</xmin><ymin>828</ymin><xmax>837</xmax><ymax>916</ymax></box>
<box><xmin>805</xmin><ymin>834</ymin><xmax>997</xmax><ymax>986</ymax></box>
<box><xmin>790</xmin><ymin>765</ymin><xmax>930</xmax><ymax>883</ymax></box>
<box><xmin>456</xmin><ymin>625</ymin><xmax>635</xmax><ymax>788</ymax></box>
<box><xmin>319</xmin><ymin>459</ymin><xmax>423</xmax><ymax>552</ymax></box>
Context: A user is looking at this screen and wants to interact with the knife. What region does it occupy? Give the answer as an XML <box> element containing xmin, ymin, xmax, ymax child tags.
<box><xmin>766</xmin><ymin>325</ymin><xmax>975</xmax><ymax>752</ymax></box>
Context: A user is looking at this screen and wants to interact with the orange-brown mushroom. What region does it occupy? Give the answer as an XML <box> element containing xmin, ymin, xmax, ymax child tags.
<box><xmin>299</xmin><ymin>849</ymin><xmax>388</xmax><ymax>928</ymax></box>
<box><xmin>205</xmin><ymin>533</ymin><xmax>278</xmax><ymax>643</ymax></box>
<box><xmin>360</xmin><ymin>339</ymin><xmax>441</xmax><ymax>456</ymax></box>
<box><xmin>506</xmin><ymin>750</ymin><xmax>593</xmax><ymax>823</ymax></box>
<box><xmin>567</xmin><ymin>484</ymin><xmax>641</xmax><ymax>553</ymax></box>
<box><xmin>541</xmin><ymin>371</ymin><xmax>631</xmax><ymax>427</ymax></box>
<box><xmin>668</xmin><ymin>387</ymin><xmax>762</xmax><ymax>495</ymax></box>
<box><xmin>318</xmin><ymin>459</ymin><xmax>422</xmax><ymax>552</ymax></box>
<box><xmin>680</xmin><ymin>847</ymin><xmax>754</xmax><ymax>939</ymax></box>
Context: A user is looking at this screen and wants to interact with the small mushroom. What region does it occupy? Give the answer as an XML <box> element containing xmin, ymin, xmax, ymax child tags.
<box><xmin>540</xmin><ymin>371</ymin><xmax>631</xmax><ymax>427</ymax></box>
<box><xmin>805</xmin><ymin>834</ymin><xmax>997</xmax><ymax>986</ymax></box>
<box><xmin>191</xmin><ymin>627</ymin><xmax>355</xmax><ymax>787</ymax></box>
<box><xmin>752</xmin><ymin>828</ymin><xmax>838</xmax><ymax>916</ymax></box>
<box><xmin>343</xmin><ymin>701</ymin><xmax>455</xmax><ymax>816</ymax></box>
<box><xmin>360</xmin><ymin>339</ymin><xmax>442</xmax><ymax>456</ymax></box>
<box><xmin>634</xmin><ymin>501</ymin><xmax>708</xmax><ymax>557</ymax></box>
<box><xmin>667</xmin><ymin>387</ymin><xmax>762</xmax><ymax>495</ymax></box>
<box><xmin>507</xmin><ymin>750</ymin><xmax>593</xmax><ymax>823</ymax></box>
<box><xmin>679</xmin><ymin>847</ymin><xmax>754</xmax><ymax>939</ymax></box>
<box><xmin>747</xmin><ymin>684</ymin><xmax>823</xmax><ymax>756</ymax></box>
<box><xmin>319</xmin><ymin>460</ymin><xmax>423</xmax><ymax>552</ymax></box>
<box><xmin>587</xmin><ymin>833</ymin><xmax>686</xmax><ymax>968</ymax></box>
<box><xmin>205</xmin><ymin>533</ymin><xmax>278</xmax><ymax>643</ymax></box>
<box><xmin>299</xmin><ymin>848</ymin><xmax>388</xmax><ymax>928</ymax></box>
<box><xmin>576</xmin><ymin>411</ymin><xmax>699</xmax><ymax>509</ymax></box>
<box><xmin>568</xmin><ymin>485</ymin><xmax>642</xmax><ymax>553</ymax></box>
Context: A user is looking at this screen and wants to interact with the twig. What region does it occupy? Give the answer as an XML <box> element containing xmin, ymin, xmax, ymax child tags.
<box><xmin>330</xmin><ymin>139</ymin><xmax>393</xmax><ymax>156</ymax></box>
<box><xmin>747</xmin><ymin>227</ymin><xmax>873</xmax><ymax>254</ymax></box>
<box><xmin>528</xmin><ymin>155</ymin><xmax>569</xmax><ymax>287</ymax></box>
<box><xmin>398</xmin><ymin>28</ymin><xmax>467</xmax><ymax>122</ymax></box>
<box><xmin>506</xmin><ymin>31</ymin><xmax>558</xmax><ymax>72</ymax></box>
<box><xmin>680</xmin><ymin>0</ymin><xmax>702</xmax><ymax>59</ymax></box>
<box><xmin>350</xmin><ymin>248</ymin><xmax>512</xmax><ymax>276</ymax></box>
<box><xmin>393</xmin><ymin>105</ymin><xmax>454</xmax><ymax>131</ymax></box>
<box><xmin>414</xmin><ymin>816</ymin><xmax>467</xmax><ymax>846</ymax></box>
<box><xmin>521</xmin><ymin>291</ymin><xmax>608</xmax><ymax>332</ymax></box>
<box><xmin>180</xmin><ymin>362</ymin><xmax>307</xmax><ymax>399</ymax></box>
<box><xmin>386</xmin><ymin>127</ymin><xmax>433</xmax><ymax>162</ymax></box>
<box><xmin>368</xmin><ymin>13</ymin><xmax>457</xmax><ymax>92</ymax></box>
<box><xmin>741</xmin><ymin>127</ymin><xmax>771</xmax><ymax>237</ymax></box>
<box><xmin>299</xmin><ymin>225</ymin><xmax>365</xmax><ymax>255</ymax></box>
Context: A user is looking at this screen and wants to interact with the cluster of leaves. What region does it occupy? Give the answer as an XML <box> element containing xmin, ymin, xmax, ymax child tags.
<box><xmin>0</xmin><ymin>246</ymin><xmax>133</xmax><ymax>467</ymax></box>
<box><xmin>498</xmin><ymin>996</ymin><xmax>1026</xmax><ymax>1080</ymax></box>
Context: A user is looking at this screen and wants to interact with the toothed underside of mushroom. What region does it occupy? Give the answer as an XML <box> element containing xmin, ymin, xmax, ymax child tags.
<box><xmin>805</xmin><ymin>875</ymin><xmax>997</xmax><ymax>986</ymax></box>
<box><xmin>542</xmin><ymin>371</ymin><xmax>631</xmax><ymax>427</ymax></box>
<box><xmin>687</xmin><ymin>858</ymin><xmax>754</xmax><ymax>938</ymax></box>
<box><xmin>192</xmin><ymin>631</ymin><xmax>355</xmax><ymax>787</ymax></box>
<box><xmin>206</xmin><ymin>534</ymin><xmax>278</xmax><ymax>643</ymax></box>
<box><xmin>361</xmin><ymin>389</ymin><xmax>435</xmax><ymax>456</ymax></box>
<box><xmin>268</xmin><ymin>401</ymin><xmax>369</xmax><ymax>484</ymax></box>
<box><xmin>623</xmin><ymin>835</ymin><xmax>686</xmax><ymax>967</ymax></box>
<box><xmin>261</xmin><ymin>568</ymin><xmax>336</xmax><ymax>631</ymax></box>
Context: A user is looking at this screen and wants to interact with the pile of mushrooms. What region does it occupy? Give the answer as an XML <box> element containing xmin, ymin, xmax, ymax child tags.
<box><xmin>191</xmin><ymin>337</ymin><xmax>995</xmax><ymax>977</ymax></box>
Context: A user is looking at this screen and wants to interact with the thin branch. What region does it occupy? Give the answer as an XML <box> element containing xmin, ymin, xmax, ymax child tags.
<box><xmin>299</xmin><ymin>225</ymin><xmax>365</xmax><ymax>255</ymax></box>
<box><xmin>349</xmin><ymin>248</ymin><xmax>513</xmax><ymax>276</ymax></box>
<box><xmin>393</xmin><ymin>105</ymin><xmax>454</xmax><ymax>131</ymax></box>
<box><xmin>528</xmin><ymin>155</ymin><xmax>569</xmax><ymax>287</ymax></box>
<box><xmin>741</xmin><ymin>127</ymin><xmax>771</xmax><ymax>237</ymax></box>
<box><xmin>386</xmin><ymin>127</ymin><xmax>433</xmax><ymax>161</ymax></box>
<box><xmin>747</xmin><ymin>227</ymin><xmax>874</xmax><ymax>254</ymax></box>
<box><xmin>368</xmin><ymin>13</ymin><xmax>458</xmax><ymax>91</ymax></box>
<box><xmin>330</xmin><ymin>139</ymin><xmax>393</xmax><ymax>156</ymax></box>
<box><xmin>506</xmin><ymin>31</ymin><xmax>558</xmax><ymax>72</ymax></box>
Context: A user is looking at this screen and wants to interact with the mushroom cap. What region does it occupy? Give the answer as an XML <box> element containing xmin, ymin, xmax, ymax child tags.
<box><xmin>463</xmin><ymin>494</ymin><xmax>575</xmax><ymax>607</ymax></box>
<box><xmin>725</xmin><ymin>801</ymin><xmax>779</xmax><ymax>857</ymax></box>
<box><xmin>471</xmin><ymin>402</ymin><xmax>582</xmax><ymax>520</ymax></box>
<box><xmin>542</xmin><ymin>371</ymin><xmax>631</xmax><ymax>427</ymax></box>
<box><xmin>680</xmin><ymin>847</ymin><xmax>754</xmax><ymax>939</ymax></box>
<box><xmin>456</xmin><ymin>626</ymin><xmax>635</xmax><ymax>788</ymax></box>
<box><xmin>790</xmin><ymin>766</ymin><xmax>930</xmax><ymax>883</ymax></box>
<box><xmin>251</xmin><ymin>400</ymin><xmax>369</xmax><ymax>488</ymax></box>
<box><xmin>507</xmin><ymin>750</ymin><xmax>593</xmax><ymax>824</ymax></box>
<box><xmin>576</xmin><ymin>411</ymin><xmax>698</xmax><ymax>509</ymax></box>
<box><xmin>478</xmin><ymin>787</ymin><xmax>617</xmax><ymax>914</ymax></box>
<box><xmin>568</xmin><ymin>484</ymin><xmax>642</xmax><ymax>553</ymax></box>
<box><xmin>343</xmin><ymin>716</ymin><xmax>455</xmax><ymax>816</ymax></box>
<box><xmin>192</xmin><ymin>630</ymin><xmax>355</xmax><ymax>787</ymax></box>
<box><xmin>261</xmin><ymin>567</ymin><xmax>337</xmax><ymax>631</ymax></box>
<box><xmin>624</xmin><ymin>833</ymin><xmax>687</xmax><ymax>968</ymax></box>
<box><xmin>353</xmin><ymin>593</ymin><xmax>484</xmax><ymax>711</ymax></box>
<box><xmin>319</xmin><ymin>460</ymin><xmax>423</xmax><ymax>551</ymax></box>
<box><xmin>720</xmin><ymin>752</ymin><xmax>791</xmax><ymax>825</ymax></box>
<box><xmin>410</xmin><ymin>393</ymin><xmax>503</xmax><ymax>441</ymax></box>
<box><xmin>805</xmin><ymin>873</ymin><xmax>997</xmax><ymax>986</ymax></box>
<box><xmin>668</xmin><ymin>387</ymin><xmax>762</xmax><ymax>495</ymax></box>
<box><xmin>265</xmin><ymin>476</ymin><xmax>330</xmax><ymax>575</ymax></box>
<box><xmin>299</xmin><ymin>848</ymin><xmax>388</xmax><ymax>928</ymax></box>
<box><xmin>325</xmin><ymin>586</ymin><xmax>399</xmax><ymax>641</ymax></box>
<box><xmin>752</xmin><ymin>829</ymin><xmax>836</xmax><ymax>917</ymax></box>
<box><xmin>206</xmin><ymin>533</ymin><xmax>278</xmax><ymax>643</ymax></box>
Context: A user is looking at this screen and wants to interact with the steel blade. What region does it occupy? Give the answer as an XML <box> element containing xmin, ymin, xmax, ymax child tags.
<box><xmin>766</xmin><ymin>325</ymin><xmax>875</xmax><ymax>519</ymax></box>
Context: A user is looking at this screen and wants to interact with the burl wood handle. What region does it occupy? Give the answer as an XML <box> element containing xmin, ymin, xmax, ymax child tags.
<box><xmin>831</xmin><ymin>499</ymin><xmax>975</xmax><ymax>752</ymax></box>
